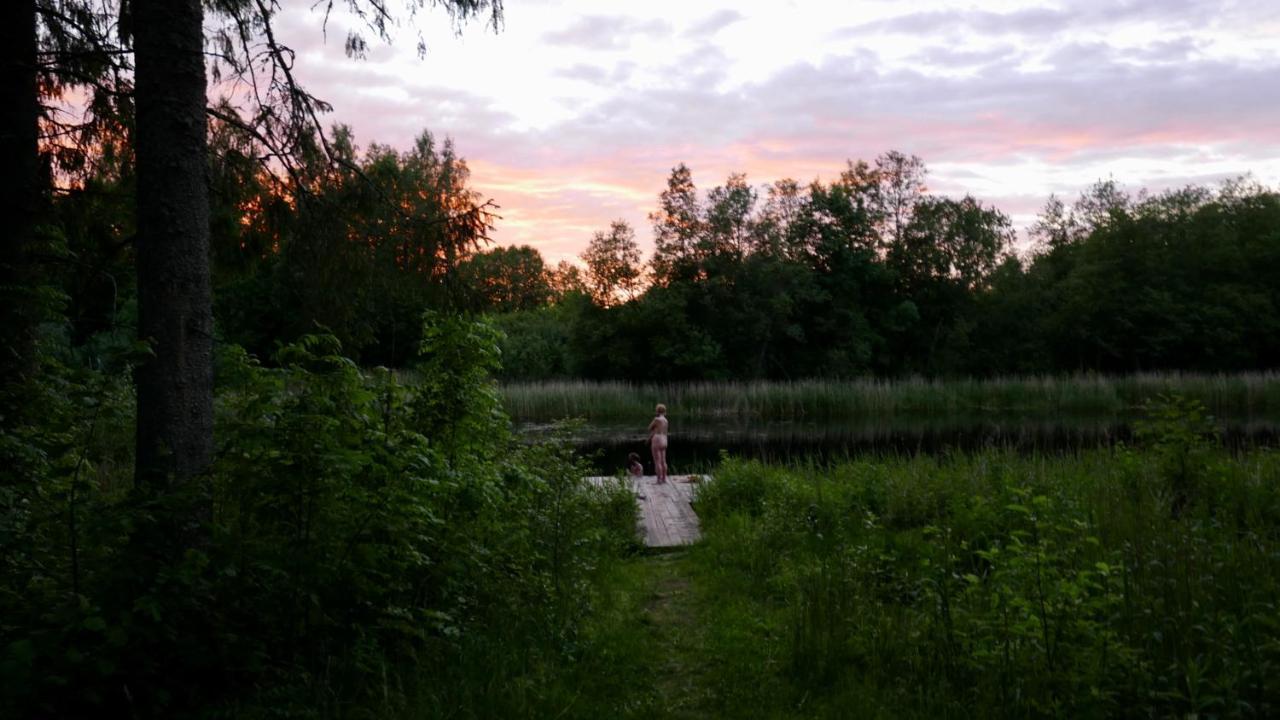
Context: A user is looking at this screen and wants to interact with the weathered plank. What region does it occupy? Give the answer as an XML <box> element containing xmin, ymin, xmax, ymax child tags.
<box><xmin>586</xmin><ymin>475</ymin><xmax>708</xmax><ymax>548</ymax></box>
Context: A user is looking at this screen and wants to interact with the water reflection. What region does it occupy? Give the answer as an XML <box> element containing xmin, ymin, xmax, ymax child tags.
<box><xmin>517</xmin><ymin>416</ymin><xmax>1280</xmax><ymax>475</ymax></box>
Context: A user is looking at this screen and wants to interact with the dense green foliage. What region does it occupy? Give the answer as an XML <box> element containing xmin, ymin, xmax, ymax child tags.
<box><xmin>43</xmin><ymin>139</ymin><xmax>1280</xmax><ymax>383</ymax></box>
<box><xmin>213</xmin><ymin>127</ymin><xmax>503</xmax><ymax>366</ymax></box>
<box><xmin>0</xmin><ymin>317</ymin><xmax>638</xmax><ymax>717</ymax></box>
<box><xmin>681</xmin><ymin>425</ymin><xmax>1280</xmax><ymax>716</ymax></box>
<box><xmin>491</xmin><ymin>167</ymin><xmax>1280</xmax><ymax>382</ymax></box>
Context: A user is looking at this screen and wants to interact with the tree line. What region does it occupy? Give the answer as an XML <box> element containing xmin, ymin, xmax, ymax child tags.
<box><xmin>488</xmin><ymin>158</ymin><xmax>1280</xmax><ymax>381</ymax></box>
<box><xmin>68</xmin><ymin>139</ymin><xmax>1280</xmax><ymax>381</ymax></box>
<box><xmin>33</xmin><ymin>117</ymin><xmax>1280</xmax><ymax>385</ymax></box>
<box><xmin>193</xmin><ymin>140</ymin><xmax>1280</xmax><ymax>382</ymax></box>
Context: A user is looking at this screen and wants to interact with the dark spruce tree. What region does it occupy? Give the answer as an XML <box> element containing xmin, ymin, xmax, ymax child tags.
<box><xmin>132</xmin><ymin>0</ymin><xmax>215</xmax><ymax>493</ymax></box>
<box><xmin>126</xmin><ymin>0</ymin><xmax>504</xmax><ymax>491</ymax></box>
<box><xmin>0</xmin><ymin>0</ymin><xmax>40</xmax><ymax>380</ymax></box>
<box><xmin>2</xmin><ymin>1</ymin><xmax>127</xmax><ymax>385</ymax></box>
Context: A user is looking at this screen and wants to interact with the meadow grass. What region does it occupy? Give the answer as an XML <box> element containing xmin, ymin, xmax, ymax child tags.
<box><xmin>681</xmin><ymin>441</ymin><xmax>1280</xmax><ymax>717</ymax></box>
<box><xmin>501</xmin><ymin>372</ymin><xmax>1280</xmax><ymax>423</ymax></box>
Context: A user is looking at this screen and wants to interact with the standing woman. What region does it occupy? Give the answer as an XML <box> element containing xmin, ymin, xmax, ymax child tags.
<box><xmin>648</xmin><ymin>403</ymin><xmax>670</xmax><ymax>484</ymax></box>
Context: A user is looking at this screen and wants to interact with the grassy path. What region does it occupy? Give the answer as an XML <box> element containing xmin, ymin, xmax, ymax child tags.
<box><xmin>567</xmin><ymin>552</ymin><xmax>719</xmax><ymax>719</ymax></box>
<box><xmin>637</xmin><ymin>553</ymin><xmax>712</xmax><ymax>718</ymax></box>
<box><xmin>571</xmin><ymin>549</ymin><xmax>797</xmax><ymax>720</ymax></box>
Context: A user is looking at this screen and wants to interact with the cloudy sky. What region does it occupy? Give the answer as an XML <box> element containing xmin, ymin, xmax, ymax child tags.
<box><xmin>272</xmin><ymin>0</ymin><xmax>1280</xmax><ymax>263</ymax></box>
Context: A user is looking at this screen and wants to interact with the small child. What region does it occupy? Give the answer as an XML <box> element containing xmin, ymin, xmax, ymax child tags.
<box><xmin>627</xmin><ymin>452</ymin><xmax>646</xmax><ymax>500</ymax></box>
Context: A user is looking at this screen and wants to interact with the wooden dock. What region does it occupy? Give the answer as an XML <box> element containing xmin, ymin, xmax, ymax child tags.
<box><xmin>587</xmin><ymin>475</ymin><xmax>705</xmax><ymax>548</ymax></box>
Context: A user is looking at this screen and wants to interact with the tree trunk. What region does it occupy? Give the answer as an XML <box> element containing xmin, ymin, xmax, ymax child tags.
<box><xmin>133</xmin><ymin>0</ymin><xmax>214</xmax><ymax>493</ymax></box>
<box><xmin>0</xmin><ymin>0</ymin><xmax>40</xmax><ymax>380</ymax></box>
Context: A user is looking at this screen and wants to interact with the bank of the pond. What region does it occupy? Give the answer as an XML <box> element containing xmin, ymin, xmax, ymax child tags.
<box><xmin>523</xmin><ymin>415</ymin><xmax>1280</xmax><ymax>475</ymax></box>
<box><xmin>501</xmin><ymin>372</ymin><xmax>1280</xmax><ymax>423</ymax></box>
<box><xmin>549</xmin><ymin>443</ymin><xmax>1280</xmax><ymax>718</ymax></box>
<box><xmin>509</xmin><ymin>440</ymin><xmax>1280</xmax><ymax>718</ymax></box>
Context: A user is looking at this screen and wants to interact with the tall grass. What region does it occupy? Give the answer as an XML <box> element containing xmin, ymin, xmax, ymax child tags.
<box><xmin>502</xmin><ymin>372</ymin><xmax>1280</xmax><ymax>423</ymax></box>
<box><xmin>685</xmin><ymin>438</ymin><xmax>1280</xmax><ymax>716</ymax></box>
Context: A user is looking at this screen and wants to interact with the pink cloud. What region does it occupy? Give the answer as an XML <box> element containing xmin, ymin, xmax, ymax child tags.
<box><xmin>265</xmin><ymin>1</ymin><xmax>1280</xmax><ymax>262</ymax></box>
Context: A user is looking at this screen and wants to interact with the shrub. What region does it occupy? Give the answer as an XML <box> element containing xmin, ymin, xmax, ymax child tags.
<box><xmin>1</xmin><ymin>315</ymin><xmax>634</xmax><ymax>718</ymax></box>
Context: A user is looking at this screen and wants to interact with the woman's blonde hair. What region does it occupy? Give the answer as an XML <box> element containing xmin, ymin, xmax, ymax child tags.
<box><xmin>655</xmin><ymin>403</ymin><xmax>667</xmax><ymax>415</ymax></box>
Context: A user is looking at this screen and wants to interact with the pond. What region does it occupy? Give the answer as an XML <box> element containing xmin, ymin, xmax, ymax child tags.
<box><xmin>518</xmin><ymin>415</ymin><xmax>1280</xmax><ymax>475</ymax></box>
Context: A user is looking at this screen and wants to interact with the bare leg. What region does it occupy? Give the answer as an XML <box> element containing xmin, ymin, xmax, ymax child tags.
<box><xmin>655</xmin><ymin>447</ymin><xmax>667</xmax><ymax>483</ymax></box>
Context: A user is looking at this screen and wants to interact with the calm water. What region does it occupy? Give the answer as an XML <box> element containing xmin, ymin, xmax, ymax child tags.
<box><xmin>518</xmin><ymin>416</ymin><xmax>1280</xmax><ymax>475</ymax></box>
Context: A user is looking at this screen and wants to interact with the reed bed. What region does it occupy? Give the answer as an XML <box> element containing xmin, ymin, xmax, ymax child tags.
<box><xmin>501</xmin><ymin>372</ymin><xmax>1280</xmax><ymax>423</ymax></box>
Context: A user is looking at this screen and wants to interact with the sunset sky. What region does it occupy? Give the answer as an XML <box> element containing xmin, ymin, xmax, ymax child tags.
<box><xmin>272</xmin><ymin>0</ymin><xmax>1280</xmax><ymax>263</ymax></box>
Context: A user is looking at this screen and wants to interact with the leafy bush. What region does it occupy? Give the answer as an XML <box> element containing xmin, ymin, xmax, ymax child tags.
<box><xmin>1</xmin><ymin>314</ymin><xmax>635</xmax><ymax>718</ymax></box>
<box><xmin>690</xmin><ymin>444</ymin><xmax>1280</xmax><ymax>718</ymax></box>
<box><xmin>1134</xmin><ymin>394</ymin><xmax>1219</xmax><ymax>515</ymax></box>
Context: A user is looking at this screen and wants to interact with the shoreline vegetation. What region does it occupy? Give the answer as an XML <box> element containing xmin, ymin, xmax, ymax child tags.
<box><xmin>665</xmin><ymin>445</ymin><xmax>1280</xmax><ymax>717</ymax></box>
<box><xmin>549</xmin><ymin>435</ymin><xmax>1280</xmax><ymax>717</ymax></box>
<box><xmin>501</xmin><ymin>372</ymin><xmax>1280</xmax><ymax>423</ymax></box>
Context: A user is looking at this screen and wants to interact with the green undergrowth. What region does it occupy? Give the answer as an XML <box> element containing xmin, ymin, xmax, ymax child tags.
<box><xmin>528</xmin><ymin>551</ymin><xmax>774</xmax><ymax>720</ymax></box>
<box><xmin>10</xmin><ymin>329</ymin><xmax>1280</xmax><ymax>720</ymax></box>
<box><xmin>1</xmin><ymin>316</ymin><xmax>645</xmax><ymax>719</ymax></box>
<box><xmin>686</xmin><ymin>424</ymin><xmax>1280</xmax><ymax>717</ymax></box>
